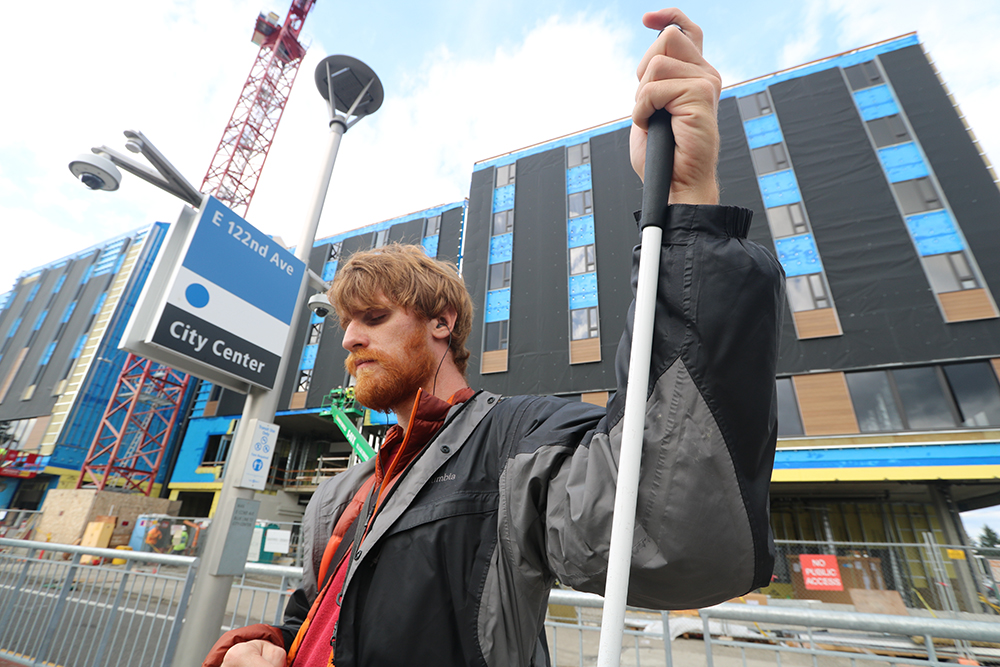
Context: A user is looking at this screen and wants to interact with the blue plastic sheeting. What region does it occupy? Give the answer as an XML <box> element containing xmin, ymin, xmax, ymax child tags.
<box><xmin>39</xmin><ymin>341</ymin><xmax>57</xmax><ymax>365</ymax></box>
<box><xmin>854</xmin><ymin>85</ymin><xmax>900</xmax><ymax>121</ymax></box>
<box><xmin>744</xmin><ymin>114</ymin><xmax>783</xmax><ymax>149</ymax></box>
<box><xmin>193</xmin><ymin>381</ymin><xmax>213</xmax><ymax>416</ymax></box>
<box><xmin>493</xmin><ymin>184</ymin><xmax>515</xmax><ymax>212</ymax></box>
<box><xmin>759</xmin><ymin>170</ymin><xmax>802</xmax><ymax>208</ymax></box>
<box><xmin>0</xmin><ymin>291</ymin><xmax>10</xmax><ymax>312</ymax></box>
<box><xmin>878</xmin><ymin>142</ymin><xmax>929</xmax><ymax>182</ymax></box>
<box><xmin>774</xmin><ymin>442</ymin><xmax>1000</xmax><ymax>469</ymax></box>
<box><xmin>569</xmin><ymin>272</ymin><xmax>599</xmax><ymax>310</ymax></box>
<box><xmin>60</xmin><ymin>301</ymin><xmax>76</xmax><ymax>323</ymax></box>
<box><xmin>171</xmin><ymin>415</ymin><xmax>238</xmax><ymax>484</ymax></box>
<box><xmin>489</xmin><ymin>233</ymin><xmax>513</xmax><ymax>264</ymax></box>
<box><xmin>53</xmin><ymin>274</ymin><xmax>67</xmax><ymax>293</ymax></box>
<box><xmin>906</xmin><ymin>210</ymin><xmax>966</xmax><ymax>256</ymax></box>
<box><xmin>567</xmin><ymin>215</ymin><xmax>596</xmax><ymax>248</ymax></box>
<box><xmin>70</xmin><ymin>334</ymin><xmax>87</xmax><ymax>358</ymax></box>
<box><xmin>775</xmin><ymin>234</ymin><xmax>824</xmax><ymax>277</ymax></box>
<box><xmin>721</xmin><ymin>35</ymin><xmax>919</xmax><ymax>99</ymax></box>
<box><xmin>6</xmin><ymin>318</ymin><xmax>21</xmax><ymax>338</ymax></box>
<box><xmin>32</xmin><ymin>310</ymin><xmax>48</xmax><ymax>331</ymax></box>
<box><xmin>422</xmin><ymin>234</ymin><xmax>439</xmax><ymax>257</ymax></box>
<box><xmin>566</xmin><ymin>164</ymin><xmax>593</xmax><ymax>194</ymax></box>
<box><xmin>485</xmin><ymin>288</ymin><xmax>511</xmax><ymax>323</ymax></box>
<box><xmin>299</xmin><ymin>343</ymin><xmax>318</xmax><ymax>370</ymax></box>
<box><xmin>310</xmin><ymin>311</ymin><xmax>324</xmax><ymax>325</ymax></box>
<box><xmin>322</xmin><ymin>261</ymin><xmax>338</xmax><ymax>281</ymax></box>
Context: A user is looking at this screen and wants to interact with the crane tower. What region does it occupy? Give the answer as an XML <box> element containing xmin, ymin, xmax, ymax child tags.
<box><xmin>77</xmin><ymin>1</ymin><xmax>316</xmax><ymax>495</ymax></box>
<box><xmin>202</xmin><ymin>0</ymin><xmax>317</xmax><ymax>215</ymax></box>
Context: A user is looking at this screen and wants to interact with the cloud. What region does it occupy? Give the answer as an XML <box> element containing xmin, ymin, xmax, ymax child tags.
<box><xmin>248</xmin><ymin>12</ymin><xmax>637</xmax><ymax>246</ymax></box>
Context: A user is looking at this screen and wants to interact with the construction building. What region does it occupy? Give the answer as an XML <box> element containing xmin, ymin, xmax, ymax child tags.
<box><xmin>2</xmin><ymin>35</ymin><xmax>999</xmax><ymax>608</ymax></box>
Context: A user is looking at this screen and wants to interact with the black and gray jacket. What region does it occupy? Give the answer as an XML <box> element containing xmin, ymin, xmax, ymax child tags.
<box><xmin>279</xmin><ymin>204</ymin><xmax>784</xmax><ymax>667</ymax></box>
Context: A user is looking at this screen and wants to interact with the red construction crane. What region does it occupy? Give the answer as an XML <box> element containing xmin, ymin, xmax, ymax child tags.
<box><xmin>202</xmin><ymin>0</ymin><xmax>317</xmax><ymax>216</ymax></box>
<box><xmin>78</xmin><ymin>1</ymin><xmax>316</xmax><ymax>495</ymax></box>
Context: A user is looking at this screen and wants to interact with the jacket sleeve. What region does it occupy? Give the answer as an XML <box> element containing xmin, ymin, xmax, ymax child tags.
<box><xmin>500</xmin><ymin>204</ymin><xmax>784</xmax><ymax>610</ymax></box>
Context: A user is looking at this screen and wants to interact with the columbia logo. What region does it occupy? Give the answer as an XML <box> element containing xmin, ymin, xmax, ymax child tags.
<box><xmin>432</xmin><ymin>472</ymin><xmax>456</xmax><ymax>484</ymax></box>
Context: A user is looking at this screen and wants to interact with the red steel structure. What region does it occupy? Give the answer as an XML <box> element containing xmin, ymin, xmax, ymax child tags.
<box><xmin>201</xmin><ymin>0</ymin><xmax>317</xmax><ymax>216</ymax></box>
<box><xmin>78</xmin><ymin>2</ymin><xmax>315</xmax><ymax>494</ymax></box>
<box><xmin>77</xmin><ymin>354</ymin><xmax>192</xmax><ymax>495</ymax></box>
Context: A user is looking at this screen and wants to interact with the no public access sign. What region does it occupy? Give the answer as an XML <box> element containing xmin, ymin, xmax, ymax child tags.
<box><xmin>799</xmin><ymin>554</ymin><xmax>844</xmax><ymax>591</ymax></box>
<box><xmin>122</xmin><ymin>195</ymin><xmax>306</xmax><ymax>392</ymax></box>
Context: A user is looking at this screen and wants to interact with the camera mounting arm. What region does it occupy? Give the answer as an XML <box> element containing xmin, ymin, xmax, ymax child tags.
<box><xmin>89</xmin><ymin>130</ymin><xmax>203</xmax><ymax>208</ymax></box>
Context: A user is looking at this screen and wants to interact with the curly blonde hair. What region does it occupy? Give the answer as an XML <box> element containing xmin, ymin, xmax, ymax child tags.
<box><xmin>328</xmin><ymin>243</ymin><xmax>474</xmax><ymax>375</ymax></box>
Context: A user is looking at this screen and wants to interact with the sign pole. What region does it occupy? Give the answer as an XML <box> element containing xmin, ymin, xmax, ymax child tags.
<box><xmin>170</xmin><ymin>57</ymin><xmax>381</xmax><ymax>667</ymax></box>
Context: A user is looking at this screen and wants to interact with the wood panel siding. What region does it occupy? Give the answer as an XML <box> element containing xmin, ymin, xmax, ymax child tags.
<box><xmin>792</xmin><ymin>372</ymin><xmax>860</xmax><ymax>436</ymax></box>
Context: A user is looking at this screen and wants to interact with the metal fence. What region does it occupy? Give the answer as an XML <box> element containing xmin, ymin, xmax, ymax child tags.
<box><xmin>770</xmin><ymin>538</ymin><xmax>1000</xmax><ymax>615</ymax></box>
<box><xmin>0</xmin><ymin>537</ymin><xmax>196</xmax><ymax>667</ymax></box>
<box><xmin>4</xmin><ymin>534</ymin><xmax>1000</xmax><ymax>667</ymax></box>
<box><xmin>225</xmin><ymin>562</ymin><xmax>302</xmax><ymax>631</ymax></box>
<box><xmin>700</xmin><ymin>602</ymin><xmax>1000</xmax><ymax>667</ymax></box>
<box><xmin>0</xmin><ymin>509</ymin><xmax>41</xmax><ymax>541</ymax></box>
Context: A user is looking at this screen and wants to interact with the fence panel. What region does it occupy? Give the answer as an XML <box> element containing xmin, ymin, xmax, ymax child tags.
<box><xmin>769</xmin><ymin>539</ymin><xmax>999</xmax><ymax>614</ymax></box>
<box><xmin>0</xmin><ymin>537</ymin><xmax>197</xmax><ymax>667</ymax></box>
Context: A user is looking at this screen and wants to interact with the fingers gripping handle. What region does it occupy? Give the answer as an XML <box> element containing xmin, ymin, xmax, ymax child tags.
<box><xmin>640</xmin><ymin>108</ymin><xmax>675</xmax><ymax>228</ymax></box>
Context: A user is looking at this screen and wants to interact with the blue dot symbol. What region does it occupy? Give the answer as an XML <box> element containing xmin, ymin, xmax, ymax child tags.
<box><xmin>185</xmin><ymin>283</ymin><xmax>210</xmax><ymax>308</ymax></box>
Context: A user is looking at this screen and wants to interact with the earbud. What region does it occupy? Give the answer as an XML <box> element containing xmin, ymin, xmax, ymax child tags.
<box><xmin>436</xmin><ymin>321</ymin><xmax>447</xmax><ymax>329</ymax></box>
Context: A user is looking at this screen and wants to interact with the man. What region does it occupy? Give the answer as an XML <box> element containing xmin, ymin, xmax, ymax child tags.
<box><xmin>205</xmin><ymin>7</ymin><xmax>784</xmax><ymax>666</ymax></box>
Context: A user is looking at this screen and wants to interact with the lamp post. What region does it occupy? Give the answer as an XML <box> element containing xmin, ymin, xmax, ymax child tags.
<box><xmin>170</xmin><ymin>54</ymin><xmax>382</xmax><ymax>667</ymax></box>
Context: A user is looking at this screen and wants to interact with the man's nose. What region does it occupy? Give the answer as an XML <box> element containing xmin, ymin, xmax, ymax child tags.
<box><xmin>342</xmin><ymin>321</ymin><xmax>366</xmax><ymax>351</ymax></box>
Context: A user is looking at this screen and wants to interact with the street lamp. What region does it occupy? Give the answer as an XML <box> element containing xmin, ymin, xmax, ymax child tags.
<box><xmin>71</xmin><ymin>55</ymin><xmax>382</xmax><ymax>667</ymax></box>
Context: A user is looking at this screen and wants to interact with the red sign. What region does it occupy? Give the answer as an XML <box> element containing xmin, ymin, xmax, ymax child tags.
<box><xmin>799</xmin><ymin>554</ymin><xmax>843</xmax><ymax>591</ymax></box>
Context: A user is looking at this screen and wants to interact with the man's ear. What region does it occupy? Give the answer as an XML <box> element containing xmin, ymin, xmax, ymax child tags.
<box><xmin>431</xmin><ymin>307</ymin><xmax>458</xmax><ymax>340</ymax></box>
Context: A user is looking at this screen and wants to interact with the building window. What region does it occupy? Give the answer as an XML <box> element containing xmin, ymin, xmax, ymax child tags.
<box><xmin>307</xmin><ymin>322</ymin><xmax>322</xmax><ymax>345</ymax></box>
<box><xmin>846</xmin><ymin>371</ymin><xmax>905</xmax><ymax>432</ymax></box>
<box><xmin>488</xmin><ymin>262</ymin><xmax>512</xmax><ymax>291</ymax></box>
<box><xmin>844</xmin><ymin>60</ymin><xmax>884</xmax><ymax>90</ymax></box>
<box><xmin>493</xmin><ymin>210</ymin><xmax>514</xmax><ymax>236</ymax></box>
<box><xmin>424</xmin><ymin>215</ymin><xmax>441</xmax><ymax>237</ymax></box>
<box><xmin>867</xmin><ymin>114</ymin><xmax>911</xmax><ymax>148</ymax></box>
<box><xmin>943</xmin><ymin>361</ymin><xmax>1000</xmax><ymax>427</ymax></box>
<box><xmin>568</xmin><ymin>190</ymin><xmax>593</xmax><ymax>218</ymax></box>
<box><xmin>786</xmin><ymin>273</ymin><xmax>831</xmax><ymax>311</ymax></box>
<box><xmin>776</xmin><ymin>377</ymin><xmax>804</xmax><ymax>436</ymax></box>
<box><xmin>766</xmin><ymin>203</ymin><xmax>808</xmax><ymax>238</ymax></box>
<box><xmin>329</xmin><ymin>242</ymin><xmax>342</xmax><ymax>262</ymax></box>
<box><xmin>892</xmin><ymin>177</ymin><xmax>941</xmax><ymax>215</ymax></box>
<box><xmin>737</xmin><ymin>91</ymin><xmax>772</xmax><ymax>119</ymax></box>
<box><xmin>751</xmin><ymin>143</ymin><xmax>789</xmax><ymax>174</ymax></box>
<box><xmin>923</xmin><ymin>252</ymin><xmax>979</xmax><ymax>293</ymax></box>
<box><xmin>892</xmin><ymin>366</ymin><xmax>957</xmax><ymax>430</ymax></box>
<box><xmin>373</xmin><ymin>229</ymin><xmax>390</xmax><ymax>248</ymax></box>
<box><xmin>296</xmin><ymin>368</ymin><xmax>313</xmax><ymax>393</ymax></box>
<box><xmin>484</xmin><ymin>320</ymin><xmax>508</xmax><ymax>351</ymax></box>
<box><xmin>202</xmin><ymin>434</ymin><xmax>232</xmax><ymax>465</ymax></box>
<box><xmin>567</xmin><ymin>142</ymin><xmax>590</xmax><ymax>168</ymax></box>
<box><xmin>496</xmin><ymin>164</ymin><xmax>516</xmax><ymax>187</ymax></box>
<box><xmin>569</xmin><ymin>245</ymin><xmax>596</xmax><ymax>276</ymax></box>
<box><xmin>570</xmin><ymin>307</ymin><xmax>599</xmax><ymax>340</ymax></box>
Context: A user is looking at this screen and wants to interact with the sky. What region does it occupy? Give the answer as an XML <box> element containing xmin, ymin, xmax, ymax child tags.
<box><xmin>2</xmin><ymin>1</ymin><xmax>1000</xmax><ymax>530</ymax></box>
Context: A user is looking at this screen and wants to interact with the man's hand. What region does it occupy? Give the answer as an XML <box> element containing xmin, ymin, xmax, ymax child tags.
<box><xmin>630</xmin><ymin>8</ymin><xmax>721</xmax><ymax>205</ymax></box>
<box><xmin>220</xmin><ymin>640</ymin><xmax>286</xmax><ymax>667</ymax></box>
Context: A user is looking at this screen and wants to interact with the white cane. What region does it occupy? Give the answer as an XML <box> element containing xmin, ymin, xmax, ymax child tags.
<box><xmin>596</xmin><ymin>107</ymin><xmax>674</xmax><ymax>667</ymax></box>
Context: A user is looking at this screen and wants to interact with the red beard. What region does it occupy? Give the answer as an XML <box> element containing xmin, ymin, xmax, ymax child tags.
<box><xmin>345</xmin><ymin>326</ymin><xmax>437</xmax><ymax>413</ymax></box>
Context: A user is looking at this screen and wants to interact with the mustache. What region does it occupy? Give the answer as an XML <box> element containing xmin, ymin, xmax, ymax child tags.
<box><xmin>345</xmin><ymin>350</ymin><xmax>385</xmax><ymax>375</ymax></box>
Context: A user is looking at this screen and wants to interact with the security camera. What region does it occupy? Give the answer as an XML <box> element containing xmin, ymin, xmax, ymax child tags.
<box><xmin>69</xmin><ymin>153</ymin><xmax>122</xmax><ymax>191</ymax></box>
<box><xmin>308</xmin><ymin>293</ymin><xmax>333</xmax><ymax>318</ymax></box>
